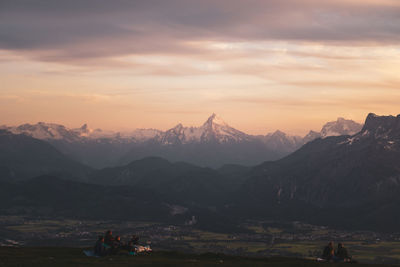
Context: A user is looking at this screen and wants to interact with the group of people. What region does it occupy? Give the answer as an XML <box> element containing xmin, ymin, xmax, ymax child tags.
<box><xmin>321</xmin><ymin>241</ymin><xmax>353</xmax><ymax>263</ymax></box>
<box><xmin>94</xmin><ymin>230</ymin><xmax>354</xmax><ymax>261</ymax></box>
<box><xmin>94</xmin><ymin>230</ymin><xmax>140</xmax><ymax>256</ymax></box>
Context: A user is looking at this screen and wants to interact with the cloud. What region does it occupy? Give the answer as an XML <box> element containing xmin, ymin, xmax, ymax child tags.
<box><xmin>286</xmin><ymin>80</ymin><xmax>400</xmax><ymax>90</ymax></box>
<box><xmin>1</xmin><ymin>0</ymin><xmax>400</xmax><ymax>65</ymax></box>
<box><xmin>221</xmin><ymin>93</ymin><xmax>400</xmax><ymax>110</ymax></box>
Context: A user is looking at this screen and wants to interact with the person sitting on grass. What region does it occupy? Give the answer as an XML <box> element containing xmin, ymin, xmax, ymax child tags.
<box><xmin>110</xmin><ymin>235</ymin><xmax>125</xmax><ymax>254</ymax></box>
<box><xmin>113</xmin><ymin>236</ymin><xmax>124</xmax><ymax>248</ymax></box>
<box><xmin>127</xmin><ymin>234</ymin><xmax>140</xmax><ymax>253</ymax></box>
<box><xmin>130</xmin><ymin>234</ymin><xmax>139</xmax><ymax>246</ymax></box>
<box><xmin>336</xmin><ymin>243</ymin><xmax>351</xmax><ymax>262</ymax></box>
<box><xmin>322</xmin><ymin>241</ymin><xmax>335</xmax><ymax>261</ymax></box>
<box><xmin>104</xmin><ymin>230</ymin><xmax>114</xmax><ymax>247</ymax></box>
<box><xmin>94</xmin><ymin>236</ymin><xmax>107</xmax><ymax>256</ymax></box>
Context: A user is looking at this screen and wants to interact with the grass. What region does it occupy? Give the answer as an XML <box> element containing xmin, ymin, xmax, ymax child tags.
<box><xmin>191</xmin><ymin>230</ymin><xmax>230</xmax><ymax>240</ymax></box>
<box><xmin>0</xmin><ymin>247</ymin><xmax>398</xmax><ymax>267</ymax></box>
<box><xmin>6</xmin><ymin>225</ymin><xmax>60</xmax><ymax>233</ymax></box>
<box><xmin>272</xmin><ymin>242</ymin><xmax>319</xmax><ymax>255</ymax></box>
<box><xmin>2</xmin><ymin>217</ymin><xmax>400</xmax><ymax>265</ymax></box>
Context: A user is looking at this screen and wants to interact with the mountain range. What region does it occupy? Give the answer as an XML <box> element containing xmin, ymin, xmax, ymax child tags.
<box><xmin>1</xmin><ymin>113</ymin><xmax>400</xmax><ymax>232</ymax></box>
<box><xmin>2</xmin><ymin>113</ymin><xmax>400</xmax><ymax>232</ymax></box>
<box><xmin>1</xmin><ymin>114</ymin><xmax>362</xmax><ymax>168</ymax></box>
<box><xmin>234</xmin><ymin>113</ymin><xmax>400</xmax><ymax>230</ymax></box>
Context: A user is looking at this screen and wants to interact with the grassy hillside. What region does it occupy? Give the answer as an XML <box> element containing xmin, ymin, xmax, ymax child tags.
<box><xmin>0</xmin><ymin>247</ymin><xmax>396</xmax><ymax>267</ymax></box>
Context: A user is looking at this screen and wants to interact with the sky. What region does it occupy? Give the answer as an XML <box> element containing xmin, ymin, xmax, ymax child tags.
<box><xmin>1</xmin><ymin>0</ymin><xmax>400</xmax><ymax>135</ymax></box>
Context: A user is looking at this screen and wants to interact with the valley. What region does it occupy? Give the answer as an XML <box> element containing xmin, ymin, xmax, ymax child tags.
<box><xmin>2</xmin><ymin>1</ymin><xmax>398</xmax><ymax>265</ymax></box>
<box><xmin>1</xmin><ymin>113</ymin><xmax>400</xmax><ymax>265</ymax></box>
<box><xmin>1</xmin><ymin>216</ymin><xmax>400</xmax><ymax>264</ymax></box>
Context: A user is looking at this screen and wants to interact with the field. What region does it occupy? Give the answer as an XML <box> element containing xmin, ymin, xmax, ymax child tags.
<box><xmin>0</xmin><ymin>247</ymin><xmax>398</xmax><ymax>267</ymax></box>
<box><xmin>2</xmin><ymin>216</ymin><xmax>400</xmax><ymax>265</ymax></box>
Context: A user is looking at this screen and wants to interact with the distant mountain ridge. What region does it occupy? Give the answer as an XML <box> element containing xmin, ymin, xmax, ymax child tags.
<box><xmin>1</xmin><ymin>114</ymin><xmax>363</xmax><ymax>168</ymax></box>
<box><xmin>0</xmin><ymin>130</ymin><xmax>91</xmax><ymax>181</ymax></box>
<box><xmin>1</xmin><ymin>114</ymin><xmax>363</xmax><ymax>143</ymax></box>
<box><xmin>320</xmin><ymin>117</ymin><xmax>362</xmax><ymax>137</ymax></box>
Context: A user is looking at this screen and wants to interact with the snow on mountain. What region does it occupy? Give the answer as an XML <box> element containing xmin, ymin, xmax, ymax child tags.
<box><xmin>1</xmin><ymin>122</ymin><xmax>124</xmax><ymax>141</ymax></box>
<box><xmin>256</xmin><ymin>117</ymin><xmax>363</xmax><ymax>150</ymax></box>
<box><xmin>262</xmin><ymin>130</ymin><xmax>303</xmax><ymax>153</ymax></box>
<box><xmin>199</xmin><ymin>113</ymin><xmax>252</xmax><ymax>143</ymax></box>
<box><xmin>72</xmin><ymin>124</ymin><xmax>90</xmax><ymax>137</ymax></box>
<box><xmin>320</xmin><ymin>117</ymin><xmax>362</xmax><ymax>138</ymax></box>
<box><xmin>2</xmin><ymin>122</ymin><xmax>82</xmax><ymax>142</ymax></box>
<box><xmin>0</xmin><ymin>115</ymin><xmax>364</xmax><ymax>149</ymax></box>
<box><xmin>361</xmin><ymin>113</ymin><xmax>400</xmax><ymax>138</ymax></box>
<box><xmin>0</xmin><ymin>114</ymin><xmax>252</xmax><ymax>145</ymax></box>
<box><xmin>157</xmin><ymin>113</ymin><xmax>252</xmax><ymax>145</ymax></box>
<box><xmin>125</xmin><ymin>128</ymin><xmax>162</xmax><ymax>141</ymax></box>
<box><xmin>340</xmin><ymin>113</ymin><xmax>400</xmax><ymax>149</ymax></box>
<box><xmin>294</xmin><ymin>117</ymin><xmax>363</xmax><ymax>145</ymax></box>
<box><xmin>240</xmin><ymin>113</ymin><xmax>400</xmax><ymax>232</ymax></box>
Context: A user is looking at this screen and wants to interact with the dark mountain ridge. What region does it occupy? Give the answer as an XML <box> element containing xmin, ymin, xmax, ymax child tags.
<box><xmin>88</xmin><ymin>157</ymin><xmax>247</xmax><ymax>206</ymax></box>
<box><xmin>234</xmin><ymin>113</ymin><xmax>400</xmax><ymax>231</ymax></box>
<box><xmin>0</xmin><ymin>130</ymin><xmax>91</xmax><ymax>181</ymax></box>
<box><xmin>0</xmin><ymin>175</ymin><xmax>170</xmax><ymax>221</ymax></box>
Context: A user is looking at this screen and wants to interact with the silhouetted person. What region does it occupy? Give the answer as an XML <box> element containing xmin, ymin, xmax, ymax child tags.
<box><xmin>94</xmin><ymin>236</ymin><xmax>107</xmax><ymax>256</ymax></box>
<box><xmin>336</xmin><ymin>243</ymin><xmax>351</xmax><ymax>262</ymax></box>
<box><xmin>113</xmin><ymin>236</ymin><xmax>123</xmax><ymax>247</ymax></box>
<box><xmin>129</xmin><ymin>234</ymin><xmax>139</xmax><ymax>246</ymax></box>
<box><xmin>111</xmin><ymin>235</ymin><xmax>125</xmax><ymax>254</ymax></box>
<box><xmin>128</xmin><ymin>234</ymin><xmax>140</xmax><ymax>252</ymax></box>
<box><xmin>322</xmin><ymin>241</ymin><xmax>335</xmax><ymax>261</ymax></box>
<box><xmin>104</xmin><ymin>230</ymin><xmax>114</xmax><ymax>247</ymax></box>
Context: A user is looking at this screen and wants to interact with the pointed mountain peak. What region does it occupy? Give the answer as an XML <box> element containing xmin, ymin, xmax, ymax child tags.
<box><xmin>204</xmin><ymin>113</ymin><xmax>227</xmax><ymax>126</ymax></box>
<box><xmin>171</xmin><ymin>123</ymin><xmax>184</xmax><ymax>131</ymax></box>
<box><xmin>80</xmin><ymin>124</ymin><xmax>88</xmax><ymax>130</ymax></box>
<box><xmin>272</xmin><ymin>130</ymin><xmax>286</xmax><ymax>136</ymax></box>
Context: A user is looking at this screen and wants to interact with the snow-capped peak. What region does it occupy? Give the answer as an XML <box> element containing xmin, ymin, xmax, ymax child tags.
<box><xmin>0</xmin><ymin>114</ymin><xmax>371</xmax><ymax>150</ymax></box>
<box><xmin>1</xmin><ymin>122</ymin><xmax>122</xmax><ymax>141</ymax></box>
<box><xmin>125</xmin><ymin>128</ymin><xmax>162</xmax><ymax>141</ymax></box>
<box><xmin>203</xmin><ymin>113</ymin><xmax>228</xmax><ymax>127</ymax></box>
<box><xmin>156</xmin><ymin>113</ymin><xmax>251</xmax><ymax>145</ymax></box>
<box><xmin>320</xmin><ymin>117</ymin><xmax>363</xmax><ymax>138</ymax></box>
<box><xmin>172</xmin><ymin>123</ymin><xmax>184</xmax><ymax>131</ymax></box>
<box><xmin>72</xmin><ymin>124</ymin><xmax>91</xmax><ymax>137</ymax></box>
<box><xmin>3</xmin><ymin>122</ymin><xmax>82</xmax><ymax>141</ymax></box>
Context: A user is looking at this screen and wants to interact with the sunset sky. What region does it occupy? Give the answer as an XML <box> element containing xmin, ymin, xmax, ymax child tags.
<box><xmin>1</xmin><ymin>0</ymin><xmax>400</xmax><ymax>135</ymax></box>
